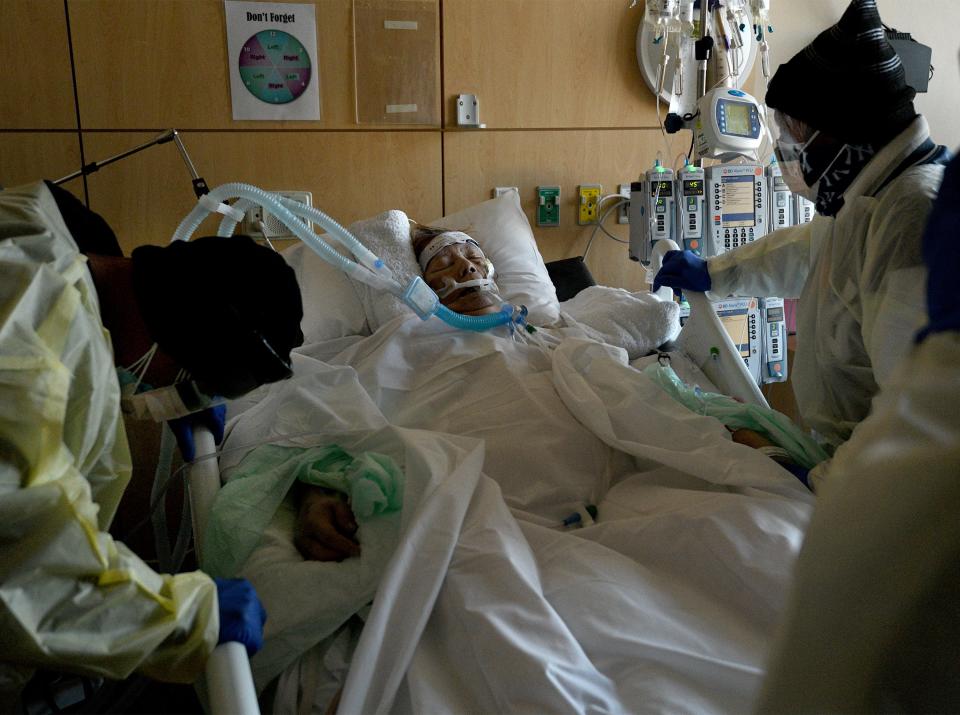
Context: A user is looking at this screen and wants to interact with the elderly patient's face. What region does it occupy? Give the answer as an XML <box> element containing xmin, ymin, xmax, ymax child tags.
<box><xmin>423</xmin><ymin>242</ymin><xmax>501</xmax><ymax>316</ymax></box>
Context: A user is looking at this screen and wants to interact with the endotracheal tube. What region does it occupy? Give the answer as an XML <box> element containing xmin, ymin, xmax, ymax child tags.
<box><xmin>171</xmin><ymin>183</ymin><xmax>527</xmax><ymax>332</ymax></box>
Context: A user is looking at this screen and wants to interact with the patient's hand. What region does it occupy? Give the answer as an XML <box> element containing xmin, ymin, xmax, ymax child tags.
<box><xmin>730</xmin><ymin>428</ymin><xmax>775</xmax><ymax>450</ymax></box>
<box><xmin>295</xmin><ymin>486</ymin><xmax>361</xmax><ymax>562</ymax></box>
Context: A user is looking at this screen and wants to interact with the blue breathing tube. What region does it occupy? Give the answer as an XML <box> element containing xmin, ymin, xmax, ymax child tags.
<box><xmin>171</xmin><ymin>183</ymin><xmax>523</xmax><ymax>332</ymax></box>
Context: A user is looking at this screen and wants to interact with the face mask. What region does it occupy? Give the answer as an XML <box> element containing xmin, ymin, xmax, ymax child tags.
<box><xmin>775</xmin><ymin>130</ymin><xmax>821</xmax><ymax>202</ymax></box>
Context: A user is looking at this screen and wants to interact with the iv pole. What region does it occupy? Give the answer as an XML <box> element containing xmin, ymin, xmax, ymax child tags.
<box><xmin>694</xmin><ymin>0</ymin><xmax>714</xmax><ymax>166</ymax></box>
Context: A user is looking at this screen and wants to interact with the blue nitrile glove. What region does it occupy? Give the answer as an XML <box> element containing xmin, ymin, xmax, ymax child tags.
<box><xmin>168</xmin><ymin>404</ymin><xmax>226</xmax><ymax>462</ymax></box>
<box><xmin>652</xmin><ymin>250</ymin><xmax>711</xmax><ymax>293</ymax></box>
<box><xmin>214</xmin><ymin>577</ymin><xmax>267</xmax><ymax>656</ymax></box>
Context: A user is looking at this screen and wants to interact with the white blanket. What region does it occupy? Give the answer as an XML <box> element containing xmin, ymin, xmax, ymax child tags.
<box><xmin>221</xmin><ymin>311</ymin><xmax>812</xmax><ymax>714</ymax></box>
<box><xmin>560</xmin><ymin>285</ymin><xmax>681</xmax><ymax>359</ymax></box>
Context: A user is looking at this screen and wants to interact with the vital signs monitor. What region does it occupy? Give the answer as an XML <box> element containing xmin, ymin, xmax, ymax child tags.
<box><xmin>695</xmin><ymin>88</ymin><xmax>764</xmax><ymax>161</ymax></box>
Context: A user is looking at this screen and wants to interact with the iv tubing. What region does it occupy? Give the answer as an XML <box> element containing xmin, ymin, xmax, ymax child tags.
<box><xmin>173</xmin><ymin>182</ymin><xmax>518</xmax><ymax>332</ymax></box>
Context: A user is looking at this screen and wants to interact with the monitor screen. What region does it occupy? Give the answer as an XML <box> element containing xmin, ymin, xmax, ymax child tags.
<box><xmin>683</xmin><ymin>179</ymin><xmax>704</xmax><ymax>196</ymax></box>
<box><xmin>721</xmin><ymin>175</ymin><xmax>755</xmax><ymax>228</ymax></box>
<box><xmin>650</xmin><ymin>180</ymin><xmax>673</xmax><ymax>197</ymax></box>
<box><xmin>719</xmin><ymin>311</ymin><xmax>751</xmax><ymax>359</ymax></box>
<box><xmin>721</xmin><ymin>100</ymin><xmax>753</xmax><ymax>137</ymax></box>
<box><xmin>766</xmin><ymin>306</ymin><xmax>784</xmax><ymax>322</ymax></box>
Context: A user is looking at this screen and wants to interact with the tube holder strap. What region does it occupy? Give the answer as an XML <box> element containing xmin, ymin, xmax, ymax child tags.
<box><xmin>199</xmin><ymin>194</ymin><xmax>245</xmax><ymax>223</ymax></box>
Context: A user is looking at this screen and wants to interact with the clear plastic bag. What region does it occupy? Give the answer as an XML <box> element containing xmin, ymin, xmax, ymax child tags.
<box><xmin>643</xmin><ymin>363</ymin><xmax>830</xmax><ymax>469</ymax></box>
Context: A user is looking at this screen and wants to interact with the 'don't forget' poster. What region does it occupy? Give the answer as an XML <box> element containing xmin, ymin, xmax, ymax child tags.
<box><xmin>224</xmin><ymin>1</ymin><xmax>321</xmax><ymax>120</ymax></box>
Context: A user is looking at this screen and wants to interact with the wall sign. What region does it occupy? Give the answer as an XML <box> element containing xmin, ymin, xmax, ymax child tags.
<box><xmin>225</xmin><ymin>1</ymin><xmax>321</xmax><ymax>120</ymax></box>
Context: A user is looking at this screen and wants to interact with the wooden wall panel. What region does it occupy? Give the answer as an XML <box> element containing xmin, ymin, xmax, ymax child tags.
<box><xmin>0</xmin><ymin>0</ymin><xmax>76</xmax><ymax>129</ymax></box>
<box><xmin>443</xmin><ymin>128</ymin><xmax>688</xmax><ymax>291</ymax></box>
<box><xmin>83</xmin><ymin>131</ymin><xmax>442</xmax><ymax>255</ymax></box>
<box><xmin>70</xmin><ymin>0</ymin><xmax>359</xmax><ymax>129</ymax></box>
<box><xmin>442</xmin><ymin>0</ymin><xmax>654</xmax><ymax>129</ymax></box>
<box><xmin>0</xmin><ymin>133</ymin><xmax>81</xmax><ymax>189</ymax></box>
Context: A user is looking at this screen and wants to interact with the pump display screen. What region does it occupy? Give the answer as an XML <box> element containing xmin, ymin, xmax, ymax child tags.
<box><xmin>719</xmin><ymin>311</ymin><xmax>751</xmax><ymax>359</ymax></box>
<box><xmin>766</xmin><ymin>306</ymin><xmax>784</xmax><ymax>322</ymax></box>
<box><xmin>719</xmin><ymin>100</ymin><xmax>754</xmax><ymax>137</ymax></box>
<box><xmin>721</xmin><ymin>175</ymin><xmax>756</xmax><ymax>228</ymax></box>
<box><xmin>683</xmin><ymin>179</ymin><xmax>704</xmax><ymax>196</ymax></box>
<box><xmin>650</xmin><ymin>181</ymin><xmax>673</xmax><ymax>196</ymax></box>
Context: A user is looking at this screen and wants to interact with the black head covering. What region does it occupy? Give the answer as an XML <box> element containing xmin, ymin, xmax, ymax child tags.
<box><xmin>131</xmin><ymin>235</ymin><xmax>303</xmax><ymax>398</ymax></box>
<box><xmin>765</xmin><ymin>0</ymin><xmax>916</xmax><ymax>145</ymax></box>
<box><xmin>44</xmin><ymin>181</ymin><xmax>123</xmax><ymax>257</ymax></box>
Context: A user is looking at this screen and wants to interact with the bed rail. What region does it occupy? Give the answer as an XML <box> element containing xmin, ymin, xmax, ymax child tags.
<box><xmin>650</xmin><ymin>240</ymin><xmax>768</xmax><ymax>408</ymax></box>
<box><xmin>188</xmin><ymin>425</ymin><xmax>261</xmax><ymax>715</ymax></box>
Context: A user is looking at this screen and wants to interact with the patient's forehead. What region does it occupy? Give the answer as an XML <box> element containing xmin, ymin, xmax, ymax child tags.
<box><xmin>428</xmin><ymin>240</ymin><xmax>485</xmax><ymax>266</ymax></box>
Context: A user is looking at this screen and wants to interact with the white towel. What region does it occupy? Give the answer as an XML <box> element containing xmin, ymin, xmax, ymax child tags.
<box><xmin>344</xmin><ymin>210</ymin><xmax>421</xmax><ymax>332</ymax></box>
<box><xmin>560</xmin><ymin>285</ymin><xmax>681</xmax><ymax>360</ymax></box>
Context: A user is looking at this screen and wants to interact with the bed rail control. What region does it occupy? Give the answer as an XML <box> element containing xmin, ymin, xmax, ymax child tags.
<box><xmin>188</xmin><ymin>426</ymin><xmax>262</xmax><ymax>715</ymax></box>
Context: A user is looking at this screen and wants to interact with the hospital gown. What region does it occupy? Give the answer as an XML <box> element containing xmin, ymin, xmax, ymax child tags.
<box><xmin>0</xmin><ymin>183</ymin><xmax>217</xmax><ymax>705</ymax></box>
<box><xmin>706</xmin><ymin>116</ymin><xmax>944</xmax><ymax>478</ymax></box>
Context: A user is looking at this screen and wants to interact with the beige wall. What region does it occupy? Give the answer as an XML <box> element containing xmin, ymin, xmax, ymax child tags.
<box><xmin>2</xmin><ymin>0</ymin><xmax>957</xmax><ymax>291</ymax></box>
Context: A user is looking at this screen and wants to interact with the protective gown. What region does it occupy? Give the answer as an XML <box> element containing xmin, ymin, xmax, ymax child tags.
<box><xmin>756</xmin><ymin>331</ymin><xmax>960</xmax><ymax>712</ymax></box>
<box><xmin>706</xmin><ymin>117</ymin><xmax>944</xmax><ymax>474</ymax></box>
<box><xmin>0</xmin><ymin>183</ymin><xmax>217</xmax><ymax>703</ymax></box>
<box><xmin>757</xmin><ymin>142</ymin><xmax>960</xmax><ymax>713</ymax></box>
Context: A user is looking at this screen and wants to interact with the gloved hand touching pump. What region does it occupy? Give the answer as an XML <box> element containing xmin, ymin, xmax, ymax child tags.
<box><xmin>214</xmin><ymin>577</ymin><xmax>267</xmax><ymax>656</ymax></box>
<box><xmin>653</xmin><ymin>250</ymin><xmax>712</xmax><ymax>293</ymax></box>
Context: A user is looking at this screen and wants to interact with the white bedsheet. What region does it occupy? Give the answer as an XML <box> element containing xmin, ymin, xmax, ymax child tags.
<box><xmin>221</xmin><ymin>313</ymin><xmax>813</xmax><ymax>714</ymax></box>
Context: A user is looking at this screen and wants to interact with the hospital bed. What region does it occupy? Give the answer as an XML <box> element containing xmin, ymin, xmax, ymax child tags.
<box><xmin>185</xmin><ymin>192</ymin><xmax>774</xmax><ymax>714</ymax></box>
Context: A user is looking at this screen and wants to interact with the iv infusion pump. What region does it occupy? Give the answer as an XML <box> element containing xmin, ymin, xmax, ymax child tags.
<box><xmin>630</xmin><ymin>162</ymin><xmax>770</xmax><ymax>262</ymax></box>
<box><xmin>678</xmin><ymin>293</ymin><xmax>788</xmax><ymax>385</ymax></box>
<box><xmin>629</xmin><ymin>164</ymin><xmax>676</xmax><ymax>264</ymax></box>
<box><xmin>795</xmin><ymin>194</ymin><xmax>815</xmax><ymax>224</ymax></box>
<box><xmin>767</xmin><ymin>162</ymin><xmax>792</xmax><ymax>229</ymax></box>
<box><xmin>705</xmin><ymin>164</ymin><xmax>769</xmax><ymax>254</ymax></box>
<box><xmin>677</xmin><ymin>165</ymin><xmax>706</xmax><ymax>256</ymax></box>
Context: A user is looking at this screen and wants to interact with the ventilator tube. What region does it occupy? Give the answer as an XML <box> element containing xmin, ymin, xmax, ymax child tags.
<box><xmin>172</xmin><ymin>183</ymin><xmax>520</xmax><ymax>332</ymax></box>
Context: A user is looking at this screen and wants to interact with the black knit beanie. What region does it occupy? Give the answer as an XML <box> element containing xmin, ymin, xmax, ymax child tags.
<box><xmin>766</xmin><ymin>0</ymin><xmax>916</xmax><ymax>144</ymax></box>
<box><xmin>131</xmin><ymin>235</ymin><xmax>304</xmax><ymax>399</ymax></box>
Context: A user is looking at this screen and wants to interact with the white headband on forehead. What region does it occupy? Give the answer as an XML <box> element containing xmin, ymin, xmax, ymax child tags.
<box><xmin>417</xmin><ymin>231</ymin><xmax>482</xmax><ymax>272</ymax></box>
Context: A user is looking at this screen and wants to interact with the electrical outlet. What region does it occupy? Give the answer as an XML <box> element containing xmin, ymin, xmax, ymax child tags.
<box><xmin>618</xmin><ymin>184</ymin><xmax>632</xmax><ymax>224</ymax></box>
<box><xmin>493</xmin><ymin>186</ymin><xmax>519</xmax><ymax>198</ymax></box>
<box><xmin>243</xmin><ymin>190</ymin><xmax>313</xmax><ymax>238</ymax></box>
<box><xmin>536</xmin><ymin>186</ymin><xmax>561</xmax><ymax>227</ymax></box>
<box><xmin>577</xmin><ymin>184</ymin><xmax>602</xmax><ymax>225</ymax></box>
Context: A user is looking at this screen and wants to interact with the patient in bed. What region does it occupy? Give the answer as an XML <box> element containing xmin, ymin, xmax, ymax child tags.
<box><xmin>294</xmin><ymin>224</ymin><xmax>507</xmax><ymax>561</ymax></box>
<box><xmin>291</xmin><ymin>221</ymin><xmax>812</xmax><ymax>562</ymax></box>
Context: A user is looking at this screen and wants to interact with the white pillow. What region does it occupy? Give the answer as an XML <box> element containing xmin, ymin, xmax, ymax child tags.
<box><xmin>281</xmin><ymin>241</ymin><xmax>369</xmax><ymax>343</ymax></box>
<box><xmin>430</xmin><ymin>192</ymin><xmax>561</xmax><ymax>326</ymax></box>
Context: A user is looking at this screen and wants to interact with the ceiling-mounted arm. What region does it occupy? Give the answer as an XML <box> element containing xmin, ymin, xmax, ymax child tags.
<box><xmin>53</xmin><ymin>129</ymin><xmax>209</xmax><ymax>198</ymax></box>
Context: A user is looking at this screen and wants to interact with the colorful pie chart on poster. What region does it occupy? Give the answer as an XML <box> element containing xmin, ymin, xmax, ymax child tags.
<box><xmin>238</xmin><ymin>29</ymin><xmax>311</xmax><ymax>104</ymax></box>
